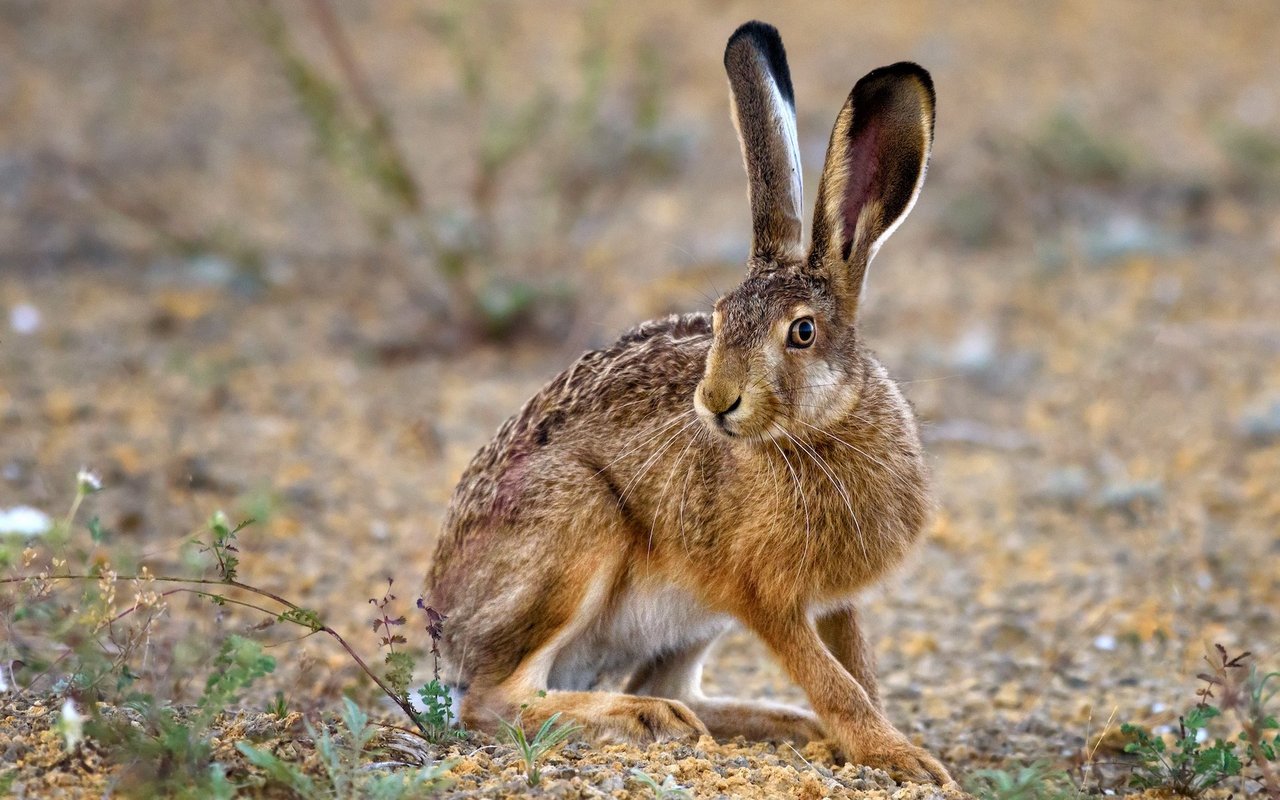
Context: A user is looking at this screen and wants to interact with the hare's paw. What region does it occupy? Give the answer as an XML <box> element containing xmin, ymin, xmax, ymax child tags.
<box><xmin>851</xmin><ymin>737</ymin><xmax>951</xmax><ymax>785</ymax></box>
<box><xmin>593</xmin><ymin>696</ymin><xmax>708</xmax><ymax>744</ymax></box>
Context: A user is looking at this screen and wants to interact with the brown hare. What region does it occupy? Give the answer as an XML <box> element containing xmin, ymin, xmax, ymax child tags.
<box><xmin>425</xmin><ymin>20</ymin><xmax>948</xmax><ymax>784</ymax></box>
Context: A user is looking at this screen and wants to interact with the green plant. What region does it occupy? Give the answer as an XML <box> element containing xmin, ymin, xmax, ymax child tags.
<box><xmin>88</xmin><ymin>635</ymin><xmax>275</xmax><ymax>799</ymax></box>
<box><xmin>629</xmin><ymin>767</ymin><xmax>693</xmax><ymax>799</ymax></box>
<box><xmin>1196</xmin><ymin>645</ymin><xmax>1280</xmax><ymax>798</ymax></box>
<box><xmin>238</xmin><ymin>696</ymin><xmax>451</xmax><ymax>799</ymax></box>
<box><xmin>412</xmin><ymin>600</ymin><xmax>465</xmax><ymax>743</ymax></box>
<box><xmin>1027</xmin><ymin>111</ymin><xmax>1131</xmax><ymax>183</ymax></box>
<box><xmin>1121</xmin><ymin>705</ymin><xmax>1241</xmax><ymax>796</ymax></box>
<box><xmin>496</xmin><ymin>710</ymin><xmax>581</xmax><ymax>786</ymax></box>
<box><xmin>964</xmin><ymin>761</ymin><xmax>1079</xmax><ymax>800</ymax></box>
<box><xmin>1</xmin><ymin>472</ymin><xmax>450</xmax><ymax>741</ymax></box>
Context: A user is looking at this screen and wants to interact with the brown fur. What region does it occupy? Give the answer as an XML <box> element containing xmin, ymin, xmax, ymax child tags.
<box><xmin>425</xmin><ymin>20</ymin><xmax>949</xmax><ymax>784</ymax></box>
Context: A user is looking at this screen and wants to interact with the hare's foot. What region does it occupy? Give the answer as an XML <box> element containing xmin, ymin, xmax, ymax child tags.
<box><xmin>683</xmin><ymin>697</ymin><xmax>825</xmax><ymax>743</ymax></box>
<box><xmin>840</xmin><ymin>725</ymin><xmax>951</xmax><ymax>785</ymax></box>
<box><xmin>747</xmin><ymin>612</ymin><xmax>952</xmax><ymax>785</ymax></box>
<box><xmin>623</xmin><ymin>635</ymin><xmax>824</xmax><ymax>743</ymax></box>
<box><xmin>464</xmin><ymin>687</ymin><xmax>707</xmax><ymax>745</ymax></box>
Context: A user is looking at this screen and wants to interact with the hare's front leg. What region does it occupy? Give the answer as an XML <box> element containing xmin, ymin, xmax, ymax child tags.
<box><xmin>624</xmin><ymin>637</ymin><xmax>826</xmax><ymax>744</ymax></box>
<box><xmin>748</xmin><ymin>611</ymin><xmax>951</xmax><ymax>785</ymax></box>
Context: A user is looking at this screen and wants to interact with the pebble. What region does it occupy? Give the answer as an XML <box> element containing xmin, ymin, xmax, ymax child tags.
<box><xmin>8</xmin><ymin>303</ymin><xmax>41</xmax><ymax>335</ymax></box>
<box><xmin>1240</xmin><ymin>398</ymin><xmax>1280</xmax><ymax>444</ymax></box>
<box><xmin>1095</xmin><ymin>480</ymin><xmax>1164</xmax><ymax>513</ymax></box>
<box><xmin>1034</xmin><ymin>466</ymin><xmax>1091</xmax><ymax>506</ymax></box>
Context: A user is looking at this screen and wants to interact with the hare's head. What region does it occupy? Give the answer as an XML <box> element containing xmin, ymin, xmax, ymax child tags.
<box><xmin>694</xmin><ymin>22</ymin><xmax>935</xmax><ymax>442</ymax></box>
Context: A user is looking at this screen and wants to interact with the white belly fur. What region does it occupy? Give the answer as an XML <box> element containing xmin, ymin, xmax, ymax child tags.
<box><xmin>548</xmin><ymin>582</ymin><xmax>734</xmax><ymax>691</ymax></box>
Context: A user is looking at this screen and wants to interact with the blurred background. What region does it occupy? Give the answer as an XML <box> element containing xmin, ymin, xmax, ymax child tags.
<box><xmin>2</xmin><ymin>0</ymin><xmax>1278</xmax><ymax>777</ymax></box>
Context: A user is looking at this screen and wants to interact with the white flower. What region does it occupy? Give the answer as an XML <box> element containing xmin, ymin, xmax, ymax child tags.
<box><xmin>76</xmin><ymin>468</ymin><xmax>103</xmax><ymax>494</ymax></box>
<box><xmin>0</xmin><ymin>506</ymin><xmax>52</xmax><ymax>537</ymax></box>
<box><xmin>58</xmin><ymin>698</ymin><xmax>85</xmax><ymax>750</ymax></box>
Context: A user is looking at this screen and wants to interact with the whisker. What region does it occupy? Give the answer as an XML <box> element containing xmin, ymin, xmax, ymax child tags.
<box><xmin>791</xmin><ymin>417</ymin><xmax>892</xmax><ymax>473</ymax></box>
<box><xmin>780</xmin><ymin>425</ymin><xmax>867</xmax><ymax>563</ymax></box>
<box><xmin>770</xmin><ymin>436</ymin><xmax>811</xmax><ymax>566</ymax></box>
<box><xmin>590</xmin><ymin>413</ymin><xmax>689</xmax><ymax>479</ymax></box>
<box><xmin>619</xmin><ymin>418</ymin><xmax>701</xmax><ymax>542</ymax></box>
<box><xmin>650</xmin><ymin>421</ymin><xmax>703</xmax><ymax>556</ymax></box>
<box><xmin>676</xmin><ymin>424</ymin><xmax>709</xmax><ymax>557</ymax></box>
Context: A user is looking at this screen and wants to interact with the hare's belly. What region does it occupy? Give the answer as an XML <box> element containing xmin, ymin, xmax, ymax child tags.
<box><xmin>548</xmin><ymin>583</ymin><xmax>732</xmax><ymax>691</ymax></box>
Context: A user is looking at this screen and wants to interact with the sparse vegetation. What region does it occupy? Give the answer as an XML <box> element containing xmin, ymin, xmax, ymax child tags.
<box><xmin>496</xmin><ymin>710</ymin><xmax>581</xmax><ymax>786</ymax></box>
<box><xmin>630</xmin><ymin>767</ymin><xmax>694</xmax><ymax>799</ymax></box>
<box><xmin>249</xmin><ymin>0</ymin><xmax>688</xmax><ymax>340</ymax></box>
<box><xmin>87</xmin><ymin>635</ymin><xmax>274</xmax><ymax>799</ymax></box>
<box><xmin>1</xmin><ymin>471</ymin><xmax>458</xmax><ymax>795</ymax></box>
<box><xmin>237</xmin><ymin>696</ymin><xmax>452</xmax><ymax>799</ymax></box>
<box><xmin>1119</xmin><ymin>645</ymin><xmax>1279</xmax><ymax>798</ymax></box>
<box><xmin>964</xmin><ymin>761</ymin><xmax>1079</xmax><ymax>800</ymax></box>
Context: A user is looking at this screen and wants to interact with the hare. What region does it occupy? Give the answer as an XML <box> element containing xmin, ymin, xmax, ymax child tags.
<box><xmin>425</xmin><ymin>20</ymin><xmax>948</xmax><ymax>784</ymax></box>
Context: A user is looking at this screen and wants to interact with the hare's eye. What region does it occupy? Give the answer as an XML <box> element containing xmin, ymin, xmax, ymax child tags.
<box><xmin>788</xmin><ymin>317</ymin><xmax>816</xmax><ymax>348</ymax></box>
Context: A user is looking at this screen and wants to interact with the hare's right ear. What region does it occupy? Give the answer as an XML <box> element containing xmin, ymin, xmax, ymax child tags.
<box><xmin>809</xmin><ymin>63</ymin><xmax>934</xmax><ymax>319</ymax></box>
<box><xmin>724</xmin><ymin>21</ymin><xmax>804</xmax><ymax>269</ymax></box>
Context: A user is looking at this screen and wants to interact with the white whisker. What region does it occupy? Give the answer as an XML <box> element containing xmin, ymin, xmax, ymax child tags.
<box><xmin>770</xmin><ymin>436</ymin><xmax>811</xmax><ymax>565</ymax></box>
<box><xmin>780</xmin><ymin>425</ymin><xmax>867</xmax><ymax>563</ymax></box>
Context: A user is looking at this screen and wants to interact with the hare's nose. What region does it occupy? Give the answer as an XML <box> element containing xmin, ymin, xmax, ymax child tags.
<box><xmin>715</xmin><ymin>395</ymin><xmax>742</xmax><ymax>419</ymax></box>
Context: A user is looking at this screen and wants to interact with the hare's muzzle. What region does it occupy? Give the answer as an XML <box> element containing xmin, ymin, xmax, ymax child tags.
<box><xmin>695</xmin><ymin>379</ymin><xmax>745</xmax><ymax>436</ymax></box>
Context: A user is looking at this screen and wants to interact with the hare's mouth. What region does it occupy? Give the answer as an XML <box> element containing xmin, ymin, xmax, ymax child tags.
<box><xmin>695</xmin><ymin>400</ymin><xmax>782</xmax><ymax>443</ymax></box>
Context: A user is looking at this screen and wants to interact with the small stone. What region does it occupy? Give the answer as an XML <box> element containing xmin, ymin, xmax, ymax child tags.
<box><xmin>8</xmin><ymin>303</ymin><xmax>40</xmax><ymax>335</ymax></box>
<box><xmin>1095</xmin><ymin>481</ymin><xmax>1163</xmax><ymax>514</ymax></box>
<box><xmin>993</xmin><ymin>683</ymin><xmax>1022</xmax><ymax>709</ymax></box>
<box><xmin>1240</xmin><ymin>398</ymin><xmax>1280</xmax><ymax>444</ymax></box>
<box><xmin>949</xmin><ymin>325</ymin><xmax>998</xmax><ymax>375</ymax></box>
<box><xmin>1034</xmin><ymin>466</ymin><xmax>1091</xmax><ymax>506</ymax></box>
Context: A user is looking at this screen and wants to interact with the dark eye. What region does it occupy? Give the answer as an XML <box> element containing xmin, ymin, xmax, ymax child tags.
<box><xmin>788</xmin><ymin>317</ymin><xmax>816</xmax><ymax>348</ymax></box>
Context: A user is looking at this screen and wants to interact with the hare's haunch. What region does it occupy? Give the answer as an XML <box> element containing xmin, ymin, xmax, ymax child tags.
<box><xmin>426</xmin><ymin>20</ymin><xmax>949</xmax><ymax>785</ymax></box>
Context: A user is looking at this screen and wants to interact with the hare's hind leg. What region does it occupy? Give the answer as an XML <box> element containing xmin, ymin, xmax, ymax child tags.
<box><xmin>459</xmin><ymin>565</ymin><xmax>707</xmax><ymax>744</ymax></box>
<box><xmin>625</xmin><ymin>637</ymin><xmax>826</xmax><ymax>744</ymax></box>
<box><xmin>465</xmin><ymin>684</ymin><xmax>706</xmax><ymax>745</ymax></box>
<box><xmin>816</xmin><ymin>605</ymin><xmax>882</xmax><ymax>710</ymax></box>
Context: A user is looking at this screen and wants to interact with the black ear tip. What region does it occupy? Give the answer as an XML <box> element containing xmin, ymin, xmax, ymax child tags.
<box><xmin>849</xmin><ymin>62</ymin><xmax>935</xmax><ymax>124</ymax></box>
<box><xmin>855</xmin><ymin>62</ymin><xmax>934</xmax><ymax>100</ymax></box>
<box><xmin>724</xmin><ymin>21</ymin><xmax>794</xmax><ymax>107</ymax></box>
<box><xmin>727</xmin><ymin>20</ymin><xmax>782</xmax><ymax>49</ymax></box>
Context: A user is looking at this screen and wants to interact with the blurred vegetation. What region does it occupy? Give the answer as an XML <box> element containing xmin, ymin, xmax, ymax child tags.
<box><xmin>251</xmin><ymin>0</ymin><xmax>689</xmax><ymax>341</ymax></box>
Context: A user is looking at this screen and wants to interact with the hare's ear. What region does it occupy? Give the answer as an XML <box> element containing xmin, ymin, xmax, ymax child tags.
<box><xmin>808</xmin><ymin>63</ymin><xmax>934</xmax><ymax>317</ymax></box>
<box><xmin>724</xmin><ymin>21</ymin><xmax>804</xmax><ymax>269</ymax></box>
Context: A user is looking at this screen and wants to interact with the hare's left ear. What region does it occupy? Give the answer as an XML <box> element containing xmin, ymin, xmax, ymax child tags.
<box><xmin>725</xmin><ymin>21</ymin><xmax>804</xmax><ymax>269</ymax></box>
<box><xmin>809</xmin><ymin>63</ymin><xmax>934</xmax><ymax>318</ymax></box>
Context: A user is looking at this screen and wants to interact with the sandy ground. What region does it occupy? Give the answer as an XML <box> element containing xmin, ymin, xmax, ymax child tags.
<box><xmin>2</xmin><ymin>1</ymin><xmax>1279</xmax><ymax>797</ymax></box>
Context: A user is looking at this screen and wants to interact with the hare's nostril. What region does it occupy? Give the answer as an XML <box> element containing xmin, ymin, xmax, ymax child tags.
<box><xmin>718</xmin><ymin>395</ymin><xmax>742</xmax><ymax>417</ymax></box>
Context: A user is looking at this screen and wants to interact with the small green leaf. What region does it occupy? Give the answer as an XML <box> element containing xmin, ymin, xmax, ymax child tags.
<box><xmin>277</xmin><ymin>607</ymin><xmax>324</xmax><ymax>632</ymax></box>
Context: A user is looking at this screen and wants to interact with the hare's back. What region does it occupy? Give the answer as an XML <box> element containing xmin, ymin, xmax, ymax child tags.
<box><xmin>486</xmin><ymin>311</ymin><xmax>711</xmax><ymax>457</ymax></box>
<box><xmin>430</xmin><ymin>312</ymin><xmax>712</xmax><ymax>580</ymax></box>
